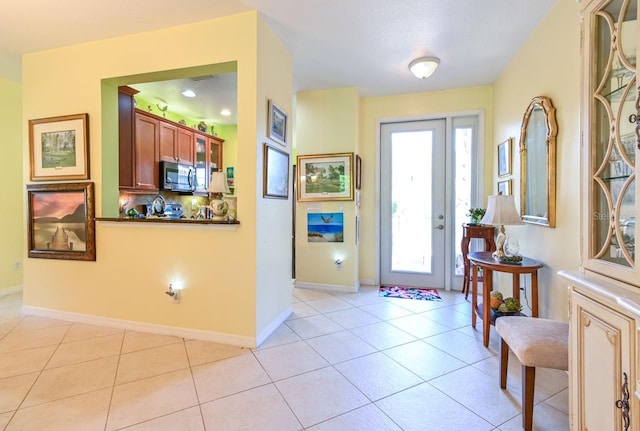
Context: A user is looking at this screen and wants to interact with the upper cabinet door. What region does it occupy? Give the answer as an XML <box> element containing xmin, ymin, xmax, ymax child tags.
<box><xmin>159</xmin><ymin>122</ymin><xmax>179</xmax><ymax>163</ymax></box>
<box><xmin>581</xmin><ymin>0</ymin><xmax>639</xmax><ymax>287</ymax></box>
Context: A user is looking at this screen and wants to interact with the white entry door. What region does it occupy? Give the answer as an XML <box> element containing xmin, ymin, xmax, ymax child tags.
<box><xmin>380</xmin><ymin>119</ymin><xmax>446</xmax><ymax>288</ymax></box>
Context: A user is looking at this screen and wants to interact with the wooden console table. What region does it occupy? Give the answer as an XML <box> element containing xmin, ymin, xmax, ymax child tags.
<box><xmin>469</xmin><ymin>251</ymin><xmax>543</xmax><ymax>347</ymax></box>
<box><xmin>461</xmin><ymin>224</ymin><xmax>496</xmax><ymax>299</ymax></box>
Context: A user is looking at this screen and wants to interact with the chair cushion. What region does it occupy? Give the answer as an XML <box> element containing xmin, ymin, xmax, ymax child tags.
<box><xmin>496</xmin><ymin>316</ymin><xmax>569</xmax><ymax>370</ymax></box>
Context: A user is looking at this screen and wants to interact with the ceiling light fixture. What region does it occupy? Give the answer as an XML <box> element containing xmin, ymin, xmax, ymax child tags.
<box><xmin>182</xmin><ymin>89</ymin><xmax>196</xmax><ymax>98</ymax></box>
<box><xmin>220</xmin><ymin>108</ymin><xmax>231</xmax><ymax>116</ymax></box>
<box><xmin>408</xmin><ymin>56</ymin><xmax>440</xmax><ymax>79</ymax></box>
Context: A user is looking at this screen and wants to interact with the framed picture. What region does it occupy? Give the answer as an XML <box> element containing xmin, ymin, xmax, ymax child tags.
<box><xmin>307</xmin><ymin>212</ymin><xmax>344</xmax><ymax>242</ymax></box>
<box><xmin>498</xmin><ymin>137</ymin><xmax>512</xmax><ymax>177</ymax></box>
<box><xmin>498</xmin><ymin>179</ymin><xmax>512</xmax><ymax>195</ymax></box>
<box><xmin>263</xmin><ymin>143</ymin><xmax>290</xmax><ymax>199</ymax></box>
<box><xmin>297</xmin><ymin>152</ymin><xmax>354</xmax><ymax>201</ymax></box>
<box><xmin>355</xmin><ymin>154</ymin><xmax>362</xmax><ymax>190</ymax></box>
<box><xmin>29</xmin><ymin>113</ymin><xmax>90</xmax><ymax>181</ymax></box>
<box><xmin>27</xmin><ymin>182</ymin><xmax>96</xmax><ymax>261</ymax></box>
<box><xmin>267</xmin><ymin>99</ymin><xmax>287</xmax><ymax>146</ymax></box>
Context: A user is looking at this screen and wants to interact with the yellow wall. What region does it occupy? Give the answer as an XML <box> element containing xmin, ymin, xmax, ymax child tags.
<box><xmin>493</xmin><ymin>0</ymin><xmax>581</xmax><ymax>320</ymax></box>
<box><xmin>295</xmin><ymin>88</ymin><xmax>360</xmax><ymax>290</ymax></box>
<box><xmin>0</xmin><ymin>77</ymin><xmax>23</xmax><ymax>291</ymax></box>
<box><xmin>358</xmin><ymin>86</ymin><xmax>494</xmax><ymax>284</ymax></box>
<box><xmin>255</xmin><ymin>17</ymin><xmax>294</xmax><ymax>336</ymax></box>
<box><xmin>21</xmin><ymin>12</ymin><xmax>292</xmax><ymax>345</ymax></box>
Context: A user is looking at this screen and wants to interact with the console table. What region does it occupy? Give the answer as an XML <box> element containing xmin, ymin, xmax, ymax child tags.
<box><xmin>469</xmin><ymin>251</ymin><xmax>543</xmax><ymax>347</ymax></box>
<box><xmin>461</xmin><ymin>224</ymin><xmax>496</xmax><ymax>299</ymax></box>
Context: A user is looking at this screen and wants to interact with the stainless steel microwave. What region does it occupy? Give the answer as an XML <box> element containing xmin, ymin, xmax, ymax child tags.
<box><xmin>160</xmin><ymin>161</ymin><xmax>196</xmax><ymax>193</ymax></box>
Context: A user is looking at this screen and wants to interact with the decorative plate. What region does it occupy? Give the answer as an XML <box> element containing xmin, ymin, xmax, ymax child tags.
<box><xmin>151</xmin><ymin>195</ymin><xmax>166</xmax><ymax>215</ymax></box>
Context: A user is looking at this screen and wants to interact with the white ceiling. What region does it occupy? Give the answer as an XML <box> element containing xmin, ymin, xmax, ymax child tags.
<box><xmin>0</xmin><ymin>0</ymin><xmax>556</xmax><ymax>124</ymax></box>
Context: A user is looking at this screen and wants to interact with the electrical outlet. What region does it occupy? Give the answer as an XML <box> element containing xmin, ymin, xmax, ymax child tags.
<box><xmin>14</xmin><ymin>261</ymin><xmax>21</xmax><ymax>270</ymax></box>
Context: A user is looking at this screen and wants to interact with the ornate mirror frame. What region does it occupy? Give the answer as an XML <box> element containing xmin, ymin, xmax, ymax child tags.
<box><xmin>519</xmin><ymin>96</ymin><xmax>557</xmax><ymax>227</ymax></box>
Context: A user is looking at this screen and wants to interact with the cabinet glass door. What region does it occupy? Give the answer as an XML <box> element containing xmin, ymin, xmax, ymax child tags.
<box><xmin>195</xmin><ymin>135</ymin><xmax>208</xmax><ymax>191</ymax></box>
<box><xmin>590</xmin><ymin>0</ymin><xmax>637</xmax><ymax>268</ymax></box>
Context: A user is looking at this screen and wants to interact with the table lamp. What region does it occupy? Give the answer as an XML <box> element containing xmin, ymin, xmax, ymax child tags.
<box><xmin>480</xmin><ymin>193</ymin><xmax>524</xmax><ymax>259</ymax></box>
<box><xmin>207</xmin><ymin>171</ymin><xmax>230</xmax><ymax>221</ymax></box>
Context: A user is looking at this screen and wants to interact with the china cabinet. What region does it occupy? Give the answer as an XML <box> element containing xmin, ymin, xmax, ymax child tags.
<box><xmin>194</xmin><ymin>133</ymin><xmax>224</xmax><ymax>193</ymax></box>
<box><xmin>560</xmin><ymin>0</ymin><xmax>640</xmax><ymax>429</ymax></box>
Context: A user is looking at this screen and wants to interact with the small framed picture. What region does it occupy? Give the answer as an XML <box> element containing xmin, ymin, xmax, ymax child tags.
<box><xmin>29</xmin><ymin>113</ymin><xmax>90</xmax><ymax>181</ymax></box>
<box><xmin>267</xmin><ymin>99</ymin><xmax>287</xmax><ymax>146</ymax></box>
<box><xmin>27</xmin><ymin>182</ymin><xmax>96</xmax><ymax>261</ymax></box>
<box><xmin>355</xmin><ymin>154</ymin><xmax>362</xmax><ymax>190</ymax></box>
<box><xmin>297</xmin><ymin>152</ymin><xmax>354</xmax><ymax>201</ymax></box>
<box><xmin>263</xmin><ymin>143</ymin><xmax>290</xmax><ymax>199</ymax></box>
<box><xmin>498</xmin><ymin>179</ymin><xmax>512</xmax><ymax>195</ymax></box>
<box><xmin>498</xmin><ymin>138</ymin><xmax>512</xmax><ymax>177</ymax></box>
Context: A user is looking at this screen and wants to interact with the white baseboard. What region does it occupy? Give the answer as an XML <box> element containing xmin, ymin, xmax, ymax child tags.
<box><xmin>0</xmin><ymin>285</ymin><xmax>23</xmax><ymax>296</ymax></box>
<box><xmin>255</xmin><ymin>305</ymin><xmax>292</xmax><ymax>348</ymax></box>
<box><xmin>21</xmin><ymin>305</ymin><xmax>256</xmax><ymax>348</ymax></box>
<box><xmin>294</xmin><ymin>281</ymin><xmax>359</xmax><ymax>293</ymax></box>
<box><xmin>359</xmin><ymin>278</ymin><xmax>376</xmax><ymax>287</ymax></box>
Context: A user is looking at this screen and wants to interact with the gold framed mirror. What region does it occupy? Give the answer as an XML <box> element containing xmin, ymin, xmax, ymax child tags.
<box><xmin>519</xmin><ymin>96</ymin><xmax>557</xmax><ymax>227</ymax></box>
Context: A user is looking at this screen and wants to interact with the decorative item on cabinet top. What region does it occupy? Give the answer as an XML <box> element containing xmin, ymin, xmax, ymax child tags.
<box><xmin>29</xmin><ymin>113</ymin><xmax>90</xmax><ymax>181</ymax></box>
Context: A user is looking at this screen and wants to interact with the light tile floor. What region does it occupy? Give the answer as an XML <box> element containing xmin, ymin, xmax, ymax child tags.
<box><xmin>0</xmin><ymin>287</ymin><xmax>568</xmax><ymax>430</ymax></box>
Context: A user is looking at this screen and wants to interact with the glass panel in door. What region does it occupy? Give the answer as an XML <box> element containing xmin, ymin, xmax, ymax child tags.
<box><xmin>380</xmin><ymin>119</ymin><xmax>446</xmax><ymax>288</ymax></box>
<box><xmin>591</xmin><ymin>0</ymin><xmax>636</xmax><ymax>267</ymax></box>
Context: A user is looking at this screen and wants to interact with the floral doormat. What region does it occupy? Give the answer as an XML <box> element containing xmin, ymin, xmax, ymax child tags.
<box><xmin>379</xmin><ymin>285</ymin><xmax>442</xmax><ymax>301</ymax></box>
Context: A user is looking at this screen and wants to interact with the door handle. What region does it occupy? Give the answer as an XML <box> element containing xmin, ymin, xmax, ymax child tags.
<box><xmin>435</xmin><ymin>224</ymin><xmax>444</xmax><ymax>230</ymax></box>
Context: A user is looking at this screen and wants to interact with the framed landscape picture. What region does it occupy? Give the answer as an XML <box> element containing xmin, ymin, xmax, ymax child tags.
<box><xmin>27</xmin><ymin>182</ymin><xmax>96</xmax><ymax>261</ymax></box>
<box><xmin>267</xmin><ymin>99</ymin><xmax>287</xmax><ymax>146</ymax></box>
<box><xmin>29</xmin><ymin>113</ymin><xmax>90</xmax><ymax>181</ymax></box>
<box><xmin>263</xmin><ymin>143</ymin><xmax>290</xmax><ymax>199</ymax></box>
<box><xmin>297</xmin><ymin>152</ymin><xmax>354</xmax><ymax>201</ymax></box>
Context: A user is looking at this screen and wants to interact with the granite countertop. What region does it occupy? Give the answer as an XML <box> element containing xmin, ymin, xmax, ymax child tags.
<box><xmin>96</xmin><ymin>217</ymin><xmax>240</xmax><ymax>225</ymax></box>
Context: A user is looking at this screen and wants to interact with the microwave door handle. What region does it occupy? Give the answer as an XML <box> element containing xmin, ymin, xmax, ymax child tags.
<box><xmin>188</xmin><ymin>168</ymin><xmax>194</xmax><ymax>189</ymax></box>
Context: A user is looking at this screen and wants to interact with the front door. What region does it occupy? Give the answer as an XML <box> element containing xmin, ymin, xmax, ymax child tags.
<box><xmin>380</xmin><ymin>119</ymin><xmax>446</xmax><ymax>288</ymax></box>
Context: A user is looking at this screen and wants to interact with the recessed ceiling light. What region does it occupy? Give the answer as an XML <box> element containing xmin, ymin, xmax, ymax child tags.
<box><xmin>220</xmin><ymin>108</ymin><xmax>232</xmax><ymax>116</ymax></box>
<box><xmin>182</xmin><ymin>89</ymin><xmax>196</xmax><ymax>98</ymax></box>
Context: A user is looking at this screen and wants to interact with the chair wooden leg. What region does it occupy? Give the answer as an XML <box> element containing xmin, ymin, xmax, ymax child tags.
<box><xmin>500</xmin><ymin>338</ymin><xmax>509</xmax><ymax>389</ymax></box>
<box><xmin>522</xmin><ymin>365</ymin><xmax>535</xmax><ymax>431</ymax></box>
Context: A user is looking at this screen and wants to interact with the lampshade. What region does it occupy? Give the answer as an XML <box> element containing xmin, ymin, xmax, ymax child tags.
<box><xmin>207</xmin><ymin>171</ymin><xmax>230</xmax><ymax>195</ymax></box>
<box><xmin>480</xmin><ymin>194</ymin><xmax>524</xmax><ymax>226</ymax></box>
<box><xmin>481</xmin><ymin>194</ymin><xmax>523</xmax><ymax>259</ymax></box>
<box><xmin>409</xmin><ymin>56</ymin><xmax>440</xmax><ymax>79</ymax></box>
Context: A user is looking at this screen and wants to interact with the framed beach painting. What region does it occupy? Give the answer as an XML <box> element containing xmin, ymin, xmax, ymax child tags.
<box><xmin>29</xmin><ymin>113</ymin><xmax>90</xmax><ymax>181</ymax></box>
<box><xmin>307</xmin><ymin>212</ymin><xmax>344</xmax><ymax>242</ymax></box>
<box><xmin>297</xmin><ymin>152</ymin><xmax>354</xmax><ymax>201</ymax></box>
<box><xmin>27</xmin><ymin>182</ymin><xmax>96</xmax><ymax>261</ymax></box>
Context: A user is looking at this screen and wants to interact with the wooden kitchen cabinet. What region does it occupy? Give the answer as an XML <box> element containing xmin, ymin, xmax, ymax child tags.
<box><xmin>194</xmin><ymin>133</ymin><xmax>224</xmax><ymax>193</ymax></box>
<box><xmin>159</xmin><ymin>121</ymin><xmax>194</xmax><ymax>164</ymax></box>
<box><xmin>118</xmin><ymin>88</ymin><xmax>223</xmax><ymax>193</ymax></box>
<box><xmin>134</xmin><ymin>112</ymin><xmax>159</xmax><ymax>191</ymax></box>
<box><xmin>118</xmin><ymin>86</ymin><xmax>139</xmax><ymax>190</ymax></box>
